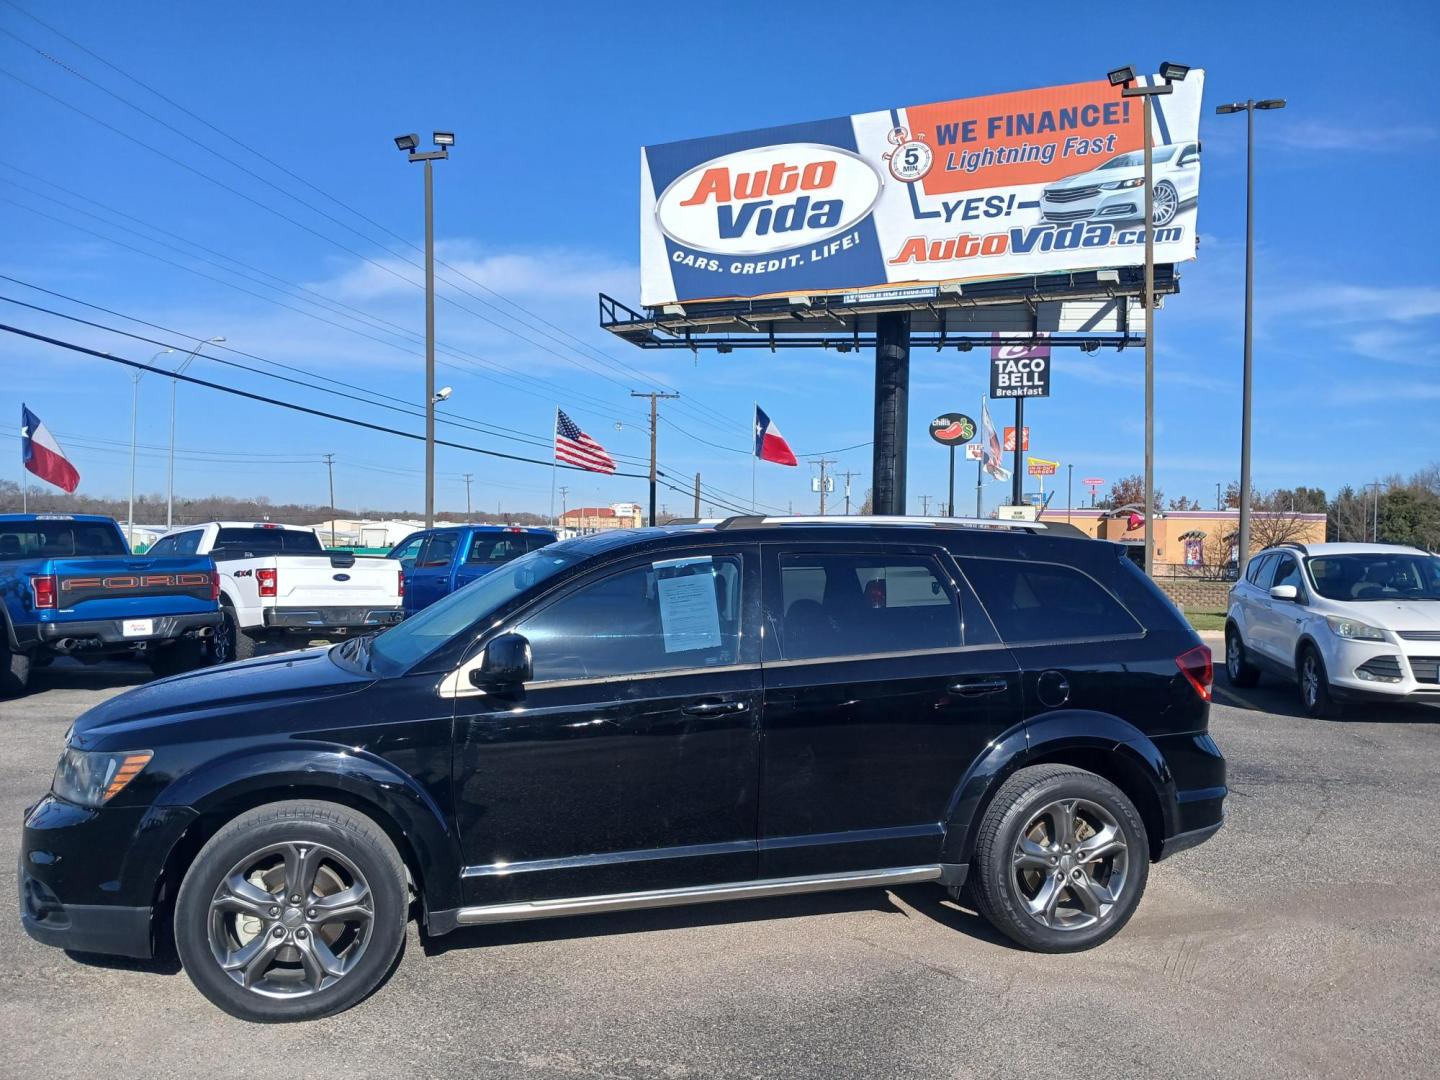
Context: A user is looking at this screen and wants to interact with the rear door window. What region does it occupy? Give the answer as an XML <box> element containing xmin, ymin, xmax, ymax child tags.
<box><xmin>960</xmin><ymin>558</ymin><xmax>1142</xmax><ymax>644</ymax></box>
<box><xmin>773</xmin><ymin>552</ymin><xmax>965</xmax><ymax>660</ymax></box>
<box><xmin>1246</xmin><ymin>553</ymin><xmax>1276</xmax><ymax>585</ymax></box>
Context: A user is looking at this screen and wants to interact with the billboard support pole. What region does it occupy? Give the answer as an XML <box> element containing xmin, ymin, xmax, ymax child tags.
<box><xmin>1142</xmin><ymin>93</ymin><xmax>1156</xmax><ymax>577</ymax></box>
<box><xmin>1011</xmin><ymin>397</ymin><xmax>1024</xmax><ymax>506</ymax></box>
<box><xmin>872</xmin><ymin>312</ymin><xmax>910</xmax><ymax>516</ymax></box>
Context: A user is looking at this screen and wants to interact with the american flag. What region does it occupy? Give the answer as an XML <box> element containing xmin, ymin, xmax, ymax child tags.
<box><xmin>554</xmin><ymin>409</ymin><xmax>616</xmax><ymax>474</ymax></box>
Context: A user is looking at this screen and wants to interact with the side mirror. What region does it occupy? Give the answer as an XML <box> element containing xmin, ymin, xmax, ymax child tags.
<box><xmin>469</xmin><ymin>632</ymin><xmax>532</xmax><ymax>689</ymax></box>
<box><xmin>1269</xmin><ymin>584</ymin><xmax>1299</xmax><ymax>602</ymax></box>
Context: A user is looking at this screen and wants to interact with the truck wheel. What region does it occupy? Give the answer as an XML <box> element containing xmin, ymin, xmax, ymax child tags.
<box><xmin>968</xmin><ymin>764</ymin><xmax>1149</xmax><ymax>953</ymax></box>
<box><xmin>173</xmin><ymin>800</ymin><xmax>408</xmax><ymax>1022</ymax></box>
<box><xmin>0</xmin><ymin>638</ymin><xmax>31</xmax><ymax>697</ymax></box>
<box><xmin>214</xmin><ymin>605</ymin><xmax>257</xmax><ymax>664</ymax></box>
<box><xmin>149</xmin><ymin>638</ymin><xmax>211</xmax><ymax>678</ymax></box>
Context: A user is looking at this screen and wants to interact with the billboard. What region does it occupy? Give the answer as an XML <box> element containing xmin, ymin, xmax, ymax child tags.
<box><xmin>640</xmin><ymin>73</ymin><xmax>1204</xmax><ymax>306</ymax></box>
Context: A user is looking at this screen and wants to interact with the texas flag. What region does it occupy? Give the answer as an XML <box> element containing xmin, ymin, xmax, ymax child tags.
<box><xmin>21</xmin><ymin>404</ymin><xmax>80</xmax><ymax>494</ymax></box>
<box><xmin>753</xmin><ymin>405</ymin><xmax>797</xmax><ymax>466</ymax></box>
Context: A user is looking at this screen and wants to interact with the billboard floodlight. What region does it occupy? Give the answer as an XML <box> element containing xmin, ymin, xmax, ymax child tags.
<box><xmin>1107</xmin><ymin>66</ymin><xmax>1136</xmax><ymax>87</ymax></box>
<box><xmin>394</xmin><ymin>133</ymin><xmax>419</xmax><ymax>151</ymax></box>
<box><xmin>433</xmin><ymin>131</ymin><xmax>455</xmax><ymax>146</ymax></box>
<box><xmin>1158</xmin><ymin>61</ymin><xmax>1190</xmax><ymax>82</ymax></box>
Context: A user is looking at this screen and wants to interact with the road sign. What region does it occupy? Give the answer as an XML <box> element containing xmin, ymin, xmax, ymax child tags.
<box><xmin>1002</xmin><ymin>426</ymin><xmax>1030</xmax><ymax>452</ymax></box>
<box><xmin>928</xmin><ymin>412</ymin><xmax>976</xmax><ymax>445</ymax></box>
<box><xmin>810</xmin><ymin>476</ymin><xmax>835</xmax><ymax>493</ymax></box>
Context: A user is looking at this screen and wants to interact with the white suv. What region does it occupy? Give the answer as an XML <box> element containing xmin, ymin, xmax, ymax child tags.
<box><xmin>1225</xmin><ymin>542</ymin><xmax>1440</xmax><ymax>716</ymax></box>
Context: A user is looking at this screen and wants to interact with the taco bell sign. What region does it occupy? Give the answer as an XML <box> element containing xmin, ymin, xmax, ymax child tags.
<box><xmin>989</xmin><ymin>334</ymin><xmax>1051</xmax><ymax>398</ymax></box>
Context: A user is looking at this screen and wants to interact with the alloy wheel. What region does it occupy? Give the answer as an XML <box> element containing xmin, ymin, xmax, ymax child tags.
<box><xmin>1227</xmin><ymin>634</ymin><xmax>1242</xmax><ymax>679</ymax></box>
<box><xmin>1011</xmin><ymin>798</ymin><xmax>1130</xmax><ymax>931</ymax></box>
<box><xmin>1152</xmin><ymin>182</ymin><xmax>1178</xmax><ymax>225</ymax></box>
<box><xmin>213</xmin><ymin>614</ymin><xmax>234</xmax><ymax>664</ymax></box>
<box><xmin>207</xmin><ymin>840</ymin><xmax>374</xmax><ymax>999</ymax></box>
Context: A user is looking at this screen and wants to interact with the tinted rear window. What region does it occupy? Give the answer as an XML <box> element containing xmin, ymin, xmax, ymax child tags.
<box><xmin>212</xmin><ymin>527</ymin><xmax>324</xmax><ymax>556</ymax></box>
<box><xmin>960</xmin><ymin>558</ymin><xmax>1142</xmax><ymax>643</ymax></box>
<box><xmin>0</xmin><ymin>521</ymin><xmax>125</xmax><ymax>559</ymax></box>
<box><xmin>467</xmin><ymin>533</ymin><xmax>554</xmax><ymax>564</ymax></box>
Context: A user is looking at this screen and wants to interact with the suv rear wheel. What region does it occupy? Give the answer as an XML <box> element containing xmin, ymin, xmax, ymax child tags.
<box><xmin>968</xmin><ymin>765</ymin><xmax>1149</xmax><ymax>952</ymax></box>
<box><xmin>174</xmin><ymin>800</ymin><xmax>408</xmax><ymax>1022</ymax></box>
<box><xmin>1225</xmin><ymin>625</ymin><xmax>1261</xmax><ymax>687</ymax></box>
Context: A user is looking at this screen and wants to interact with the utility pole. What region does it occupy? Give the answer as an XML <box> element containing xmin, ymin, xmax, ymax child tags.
<box><xmin>462</xmin><ymin>473</ymin><xmax>473</xmax><ymax>517</ymax></box>
<box><xmin>812</xmin><ymin>456</ymin><xmax>836</xmax><ymax>515</ymax></box>
<box><xmin>558</xmin><ymin>485</ymin><xmax>570</xmax><ymax>526</ymax></box>
<box><xmin>840</xmin><ymin>469</ymin><xmax>860</xmax><ymax>516</ymax></box>
<box><xmin>1365</xmin><ymin>481</ymin><xmax>1383</xmax><ymax>542</ymax></box>
<box><xmin>322</xmin><ymin>454</ymin><xmax>336</xmax><ymax>547</ymax></box>
<box><xmin>630</xmin><ymin>390</ymin><xmax>680</xmax><ymax>526</ymax></box>
<box><xmin>1216</xmin><ymin>482</ymin><xmax>1222</xmax><ymax>511</ymax></box>
<box><xmin>1067</xmin><ymin>463</ymin><xmax>1074</xmax><ymax>524</ymax></box>
<box><xmin>693</xmin><ymin>473</ymin><xmax>701</xmax><ymax>519</ymax></box>
<box><xmin>919</xmin><ymin>494</ymin><xmax>931</xmax><ymax>515</ymax></box>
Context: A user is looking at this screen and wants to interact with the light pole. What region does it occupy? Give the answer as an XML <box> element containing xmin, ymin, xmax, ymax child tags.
<box><xmin>1108</xmin><ymin>62</ymin><xmax>1190</xmax><ymax>577</ymax></box>
<box><xmin>394</xmin><ymin>131</ymin><xmax>454</xmax><ymax>527</ymax></box>
<box><xmin>128</xmin><ymin>348</ymin><xmax>173</xmax><ymax>547</ymax></box>
<box><xmin>1216</xmin><ymin>97</ymin><xmax>1286</xmax><ymax>577</ymax></box>
<box><xmin>168</xmin><ymin>337</ymin><xmax>225</xmax><ymax>529</ymax></box>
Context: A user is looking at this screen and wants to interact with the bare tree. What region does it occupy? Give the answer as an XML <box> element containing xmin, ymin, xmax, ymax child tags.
<box><xmin>1249</xmin><ymin>489</ymin><xmax>1316</xmax><ymax>550</ymax></box>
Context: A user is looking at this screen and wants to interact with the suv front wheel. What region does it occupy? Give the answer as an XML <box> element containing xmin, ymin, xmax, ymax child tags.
<box><xmin>174</xmin><ymin>800</ymin><xmax>408</xmax><ymax>1022</ymax></box>
<box><xmin>968</xmin><ymin>765</ymin><xmax>1149</xmax><ymax>952</ymax></box>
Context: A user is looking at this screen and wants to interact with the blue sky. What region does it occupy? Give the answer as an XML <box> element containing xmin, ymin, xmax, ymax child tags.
<box><xmin>2</xmin><ymin>1</ymin><xmax>1438</xmax><ymax>520</ymax></box>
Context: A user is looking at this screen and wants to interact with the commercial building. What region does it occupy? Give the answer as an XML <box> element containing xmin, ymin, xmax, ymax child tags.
<box><xmin>1044</xmin><ymin>508</ymin><xmax>1327</xmax><ymax>572</ymax></box>
<box><xmin>558</xmin><ymin>502</ymin><xmax>644</xmax><ymax>537</ymax></box>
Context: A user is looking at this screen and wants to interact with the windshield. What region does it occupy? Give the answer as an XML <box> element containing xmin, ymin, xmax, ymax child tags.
<box><xmin>1098</xmin><ymin>145</ymin><xmax>1179</xmax><ymax>169</ymax></box>
<box><xmin>366</xmin><ymin>546</ymin><xmax>585</xmax><ymax>673</ymax></box>
<box><xmin>1306</xmin><ymin>553</ymin><xmax>1440</xmax><ymax>602</ymax></box>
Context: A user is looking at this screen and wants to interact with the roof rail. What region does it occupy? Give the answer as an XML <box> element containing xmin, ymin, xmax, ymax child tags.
<box><xmin>712</xmin><ymin>514</ymin><xmax>1067</xmax><ymax>535</ymax></box>
<box><xmin>1277</xmin><ymin>542</ymin><xmax>1309</xmax><ymax>555</ymax></box>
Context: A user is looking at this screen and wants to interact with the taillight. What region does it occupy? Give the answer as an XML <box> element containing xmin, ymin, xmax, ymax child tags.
<box><xmin>398</xmin><ymin>569</ymin><xmax>405</xmax><ymax>597</ymax></box>
<box><xmin>30</xmin><ymin>574</ymin><xmax>57</xmax><ymax>609</ymax></box>
<box><xmin>1176</xmin><ymin>645</ymin><xmax>1213</xmax><ymax>702</ymax></box>
<box><xmin>257</xmin><ymin>568</ymin><xmax>278</xmax><ymax>598</ymax></box>
<box><xmin>209</xmin><ymin>569</ymin><xmax>221</xmax><ymax>602</ymax></box>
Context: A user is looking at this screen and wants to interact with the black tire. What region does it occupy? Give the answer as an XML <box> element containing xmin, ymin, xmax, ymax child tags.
<box><xmin>969</xmin><ymin>764</ymin><xmax>1149</xmax><ymax>952</ymax></box>
<box><xmin>1225</xmin><ymin>624</ymin><xmax>1261</xmax><ymax>688</ymax></box>
<box><xmin>0</xmin><ymin>637</ymin><xmax>31</xmax><ymax>697</ymax></box>
<box><xmin>1299</xmin><ymin>644</ymin><xmax>1343</xmax><ymax>719</ymax></box>
<box><xmin>214</xmin><ymin>604</ymin><xmax>257</xmax><ymax>664</ymax></box>
<box><xmin>174</xmin><ymin>800</ymin><xmax>408</xmax><ymax>1022</ymax></box>
<box><xmin>148</xmin><ymin>638</ymin><xmax>212</xmax><ymax>679</ymax></box>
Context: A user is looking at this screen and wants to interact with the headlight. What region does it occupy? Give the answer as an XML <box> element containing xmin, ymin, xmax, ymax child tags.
<box><xmin>1325</xmin><ymin>616</ymin><xmax>1386</xmax><ymax>642</ymax></box>
<box><xmin>1101</xmin><ymin>178</ymin><xmax>1145</xmax><ymax>189</ymax></box>
<box><xmin>52</xmin><ymin>748</ymin><xmax>153</xmax><ymax>807</ymax></box>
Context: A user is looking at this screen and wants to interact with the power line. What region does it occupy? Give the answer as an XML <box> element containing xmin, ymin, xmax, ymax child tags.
<box><xmin>0</xmin><ymin>321</ymin><xmax>653</xmax><ymax>479</ymax></box>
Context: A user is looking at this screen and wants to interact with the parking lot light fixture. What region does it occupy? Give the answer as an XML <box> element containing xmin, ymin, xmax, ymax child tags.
<box><xmin>1107</xmin><ymin>62</ymin><xmax>1189</xmax><ymax>576</ymax></box>
<box><xmin>128</xmin><ymin>348</ymin><xmax>173</xmax><ymax>547</ymax></box>
<box><xmin>394</xmin><ymin>128</ymin><xmax>454</xmax><ymax>526</ymax></box>
<box><xmin>1215</xmin><ymin>97</ymin><xmax>1286</xmax><ymax>576</ymax></box>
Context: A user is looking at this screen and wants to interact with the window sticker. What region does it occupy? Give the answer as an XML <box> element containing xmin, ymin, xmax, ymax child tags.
<box><xmin>653</xmin><ymin>556</ymin><xmax>723</xmax><ymax>654</ymax></box>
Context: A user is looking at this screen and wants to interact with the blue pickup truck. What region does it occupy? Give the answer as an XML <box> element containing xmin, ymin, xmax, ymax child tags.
<box><xmin>0</xmin><ymin>513</ymin><xmax>223</xmax><ymax>695</ymax></box>
<box><xmin>387</xmin><ymin>524</ymin><xmax>556</xmax><ymax>614</ymax></box>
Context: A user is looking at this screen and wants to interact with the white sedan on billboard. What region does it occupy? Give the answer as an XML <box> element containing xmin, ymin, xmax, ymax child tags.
<box><xmin>1039</xmin><ymin>142</ymin><xmax>1200</xmax><ymax>227</ymax></box>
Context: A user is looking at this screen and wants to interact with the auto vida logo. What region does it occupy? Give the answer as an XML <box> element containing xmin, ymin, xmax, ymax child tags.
<box><xmin>655</xmin><ymin>143</ymin><xmax>883</xmax><ymax>256</ymax></box>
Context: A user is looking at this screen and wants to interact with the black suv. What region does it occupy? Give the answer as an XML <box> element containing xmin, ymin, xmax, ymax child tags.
<box><xmin>20</xmin><ymin>518</ymin><xmax>1225</xmax><ymax>1021</ymax></box>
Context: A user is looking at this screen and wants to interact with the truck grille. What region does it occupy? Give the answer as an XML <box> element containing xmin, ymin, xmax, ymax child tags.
<box><xmin>1043</xmin><ymin>185</ymin><xmax>1100</xmax><ymax>203</ymax></box>
<box><xmin>1409</xmin><ymin>656</ymin><xmax>1440</xmax><ymax>684</ymax></box>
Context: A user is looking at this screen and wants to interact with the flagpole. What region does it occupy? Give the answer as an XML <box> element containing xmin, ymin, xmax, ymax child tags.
<box><xmin>550</xmin><ymin>408</ymin><xmax>558</xmax><ymax>529</ymax></box>
<box><xmin>751</xmin><ymin>402</ymin><xmax>757</xmax><ymax>512</ymax></box>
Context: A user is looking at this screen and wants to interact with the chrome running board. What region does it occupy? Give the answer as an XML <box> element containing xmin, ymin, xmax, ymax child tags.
<box><xmin>454</xmin><ymin>865</ymin><xmax>943</xmax><ymax>926</ymax></box>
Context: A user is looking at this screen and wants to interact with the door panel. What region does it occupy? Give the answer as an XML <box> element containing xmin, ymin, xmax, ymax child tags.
<box><xmin>409</xmin><ymin>533</ymin><xmax>459</xmax><ymax>613</ymax></box>
<box><xmin>757</xmin><ymin>545</ymin><xmax>1020</xmax><ymax>877</ymax></box>
<box><xmin>453</xmin><ymin>545</ymin><xmax>762</xmax><ymax>905</ymax></box>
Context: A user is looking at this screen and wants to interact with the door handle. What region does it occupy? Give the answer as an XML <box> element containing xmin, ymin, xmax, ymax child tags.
<box><xmin>948</xmin><ymin>677</ymin><xmax>1010</xmax><ymax>697</ymax></box>
<box><xmin>681</xmin><ymin>699</ymin><xmax>750</xmax><ymax>716</ymax></box>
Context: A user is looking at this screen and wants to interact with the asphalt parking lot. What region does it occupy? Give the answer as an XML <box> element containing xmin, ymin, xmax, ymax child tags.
<box><xmin>3</xmin><ymin>656</ymin><xmax>1438</xmax><ymax>1080</ymax></box>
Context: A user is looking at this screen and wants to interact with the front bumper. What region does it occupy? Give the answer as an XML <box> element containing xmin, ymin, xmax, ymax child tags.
<box><xmin>18</xmin><ymin>794</ymin><xmax>197</xmax><ymax>960</ymax></box>
<box><xmin>1321</xmin><ymin>635</ymin><xmax>1440</xmax><ymax>703</ymax></box>
<box><xmin>262</xmin><ymin>606</ymin><xmax>404</xmax><ymax>633</ymax></box>
<box><xmin>21</xmin><ymin>611</ymin><xmax>222</xmax><ymax>653</ymax></box>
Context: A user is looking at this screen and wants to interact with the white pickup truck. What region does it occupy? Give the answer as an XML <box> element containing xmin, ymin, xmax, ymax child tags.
<box><xmin>147</xmin><ymin>521</ymin><xmax>405</xmax><ymax>662</ymax></box>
